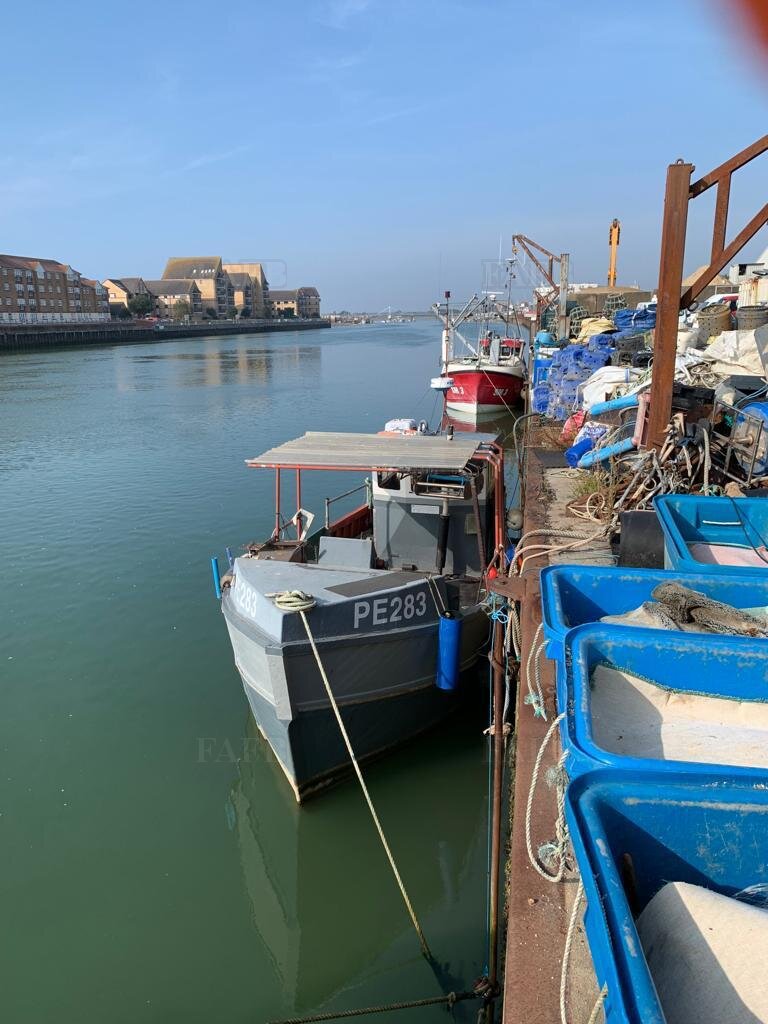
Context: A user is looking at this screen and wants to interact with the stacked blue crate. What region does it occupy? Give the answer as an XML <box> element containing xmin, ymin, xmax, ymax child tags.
<box><xmin>544</xmin><ymin>343</ymin><xmax>614</xmax><ymax>420</ymax></box>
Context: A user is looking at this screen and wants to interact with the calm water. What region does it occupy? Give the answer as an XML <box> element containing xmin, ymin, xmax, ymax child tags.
<box><xmin>0</xmin><ymin>323</ymin><xmax>514</xmax><ymax>1023</ymax></box>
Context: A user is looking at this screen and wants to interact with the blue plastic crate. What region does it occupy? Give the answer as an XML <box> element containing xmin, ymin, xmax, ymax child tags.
<box><xmin>655</xmin><ymin>494</ymin><xmax>768</xmax><ymax>576</ymax></box>
<box><xmin>560</xmin><ymin>624</ymin><xmax>768</xmax><ymax>780</ymax></box>
<box><xmin>566</xmin><ymin>769</ymin><xmax>768</xmax><ymax>1024</ymax></box>
<box><xmin>539</xmin><ymin>564</ymin><xmax>768</xmax><ymax>663</ymax></box>
<box><xmin>532</xmin><ymin>357</ymin><xmax>553</xmax><ymax>387</ymax></box>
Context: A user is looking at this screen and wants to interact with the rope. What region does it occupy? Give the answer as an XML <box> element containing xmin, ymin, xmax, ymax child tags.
<box><xmin>286</xmin><ymin>596</ymin><xmax>432</xmax><ymax>959</ymax></box>
<box><xmin>269</xmin><ymin>590</ymin><xmax>318</xmax><ymax>612</ymax></box>
<box><xmin>523</xmin><ymin>624</ymin><xmax>546</xmax><ymax>719</ymax></box>
<box><xmin>267</xmin><ymin>990</ymin><xmax>479</xmax><ymax>1023</ymax></box>
<box><xmin>559</xmin><ymin>878</ymin><xmax>608</xmax><ymax>1024</ymax></box>
<box><xmin>525</xmin><ymin>712</ymin><xmax>569</xmax><ymax>882</ymax></box>
<box><xmin>425</xmin><ymin>574</ymin><xmax>447</xmax><ymax>616</ymax></box>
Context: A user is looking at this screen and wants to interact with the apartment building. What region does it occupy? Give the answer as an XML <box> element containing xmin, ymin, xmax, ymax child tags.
<box><xmin>0</xmin><ymin>254</ymin><xmax>109</xmax><ymax>322</ymax></box>
<box><xmin>270</xmin><ymin>286</ymin><xmax>321</xmax><ymax>319</ymax></box>
<box><xmin>81</xmin><ymin>279</ymin><xmax>110</xmax><ymax>317</ymax></box>
<box><xmin>226</xmin><ymin>273</ymin><xmax>254</xmax><ymax>315</ymax></box>
<box><xmin>143</xmin><ymin>279</ymin><xmax>202</xmax><ymax>318</ymax></box>
<box><xmin>222</xmin><ymin>262</ymin><xmax>269</xmax><ymax>317</ymax></box>
<box><xmin>103</xmin><ymin>277</ymin><xmax>151</xmax><ymax>312</ymax></box>
<box><xmin>162</xmin><ymin>256</ymin><xmax>233</xmax><ymax>317</ymax></box>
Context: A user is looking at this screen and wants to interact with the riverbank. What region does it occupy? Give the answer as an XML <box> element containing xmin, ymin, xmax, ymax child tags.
<box><xmin>0</xmin><ymin>317</ymin><xmax>331</xmax><ymax>352</ymax></box>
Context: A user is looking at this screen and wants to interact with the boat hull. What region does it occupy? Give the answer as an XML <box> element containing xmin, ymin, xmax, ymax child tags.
<box><xmin>222</xmin><ymin>587</ymin><xmax>488</xmax><ymax>801</ymax></box>
<box><xmin>444</xmin><ymin>365</ymin><xmax>524</xmax><ymax>412</ymax></box>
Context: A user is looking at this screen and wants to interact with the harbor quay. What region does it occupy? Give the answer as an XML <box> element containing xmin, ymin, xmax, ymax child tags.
<box><xmin>0</xmin><ymin>316</ymin><xmax>331</xmax><ymax>352</ymax></box>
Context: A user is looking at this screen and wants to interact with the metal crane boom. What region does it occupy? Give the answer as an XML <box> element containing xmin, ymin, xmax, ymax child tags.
<box><xmin>607</xmin><ymin>219</ymin><xmax>621</xmax><ymax>287</ymax></box>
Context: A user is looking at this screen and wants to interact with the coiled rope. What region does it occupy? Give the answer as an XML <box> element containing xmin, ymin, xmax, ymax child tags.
<box><xmin>269</xmin><ymin>590</ymin><xmax>432</xmax><ymax>960</ymax></box>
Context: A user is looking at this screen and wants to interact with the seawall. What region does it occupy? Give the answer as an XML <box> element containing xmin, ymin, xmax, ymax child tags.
<box><xmin>0</xmin><ymin>318</ymin><xmax>332</xmax><ymax>353</ymax></box>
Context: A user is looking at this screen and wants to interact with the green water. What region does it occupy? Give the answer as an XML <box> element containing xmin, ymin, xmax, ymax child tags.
<box><xmin>0</xmin><ymin>323</ymin><xmax>508</xmax><ymax>1023</ymax></box>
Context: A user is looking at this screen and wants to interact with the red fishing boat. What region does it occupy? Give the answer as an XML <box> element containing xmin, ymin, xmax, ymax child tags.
<box><xmin>432</xmin><ymin>293</ymin><xmax>526</xmax><ymax>415</ymax></box>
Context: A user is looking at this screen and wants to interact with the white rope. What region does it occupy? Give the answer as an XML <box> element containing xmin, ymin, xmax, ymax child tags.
<box><xmin>525</xmin><ymin>712</ymin><xmax>568</xmax><ymax>882</ymax></box>
<box><xmin>523</xmin><ymin>624</ymin><xmax>546</xmax><ymax>719</ymax></box>
<box><xmin>268</xmin><ymin>590</ymin><xmax>317</xmax><ymax>612</ymax></box>
<box><xmin>560</xmin><ymin>878</ymin><xmax>608</xmax><ymax>1024</ymax></box>
<box><xmin>268</xmin><ymin>591</ymin><xmax>433</xmax><ymax>959</ymax></box>
<box><xmin>517</xmin><ymin>527</ymin><xmax>607</xmax><ymax>577</ymax></box>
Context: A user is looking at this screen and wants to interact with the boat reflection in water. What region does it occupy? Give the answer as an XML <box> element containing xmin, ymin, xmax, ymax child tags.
<box><xmin>441</xmin><ymin>407</ymin><xmax>518</xmax><ymax>440</ymax></box>
<box><xmin>226</xmin><ymin>710</ymin><xmax>488</xmax><ymax>1018</ymax></box>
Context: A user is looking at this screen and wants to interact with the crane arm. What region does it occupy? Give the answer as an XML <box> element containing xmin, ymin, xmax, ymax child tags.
<box><xmin>511</xmin><ymin>234</ymin><xmax>561</xmax><ymax>292</ymax></box>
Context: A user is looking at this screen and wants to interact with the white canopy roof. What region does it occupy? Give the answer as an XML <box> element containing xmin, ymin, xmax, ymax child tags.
<box><xmin>246</xmin><ymin>431</ymin><xmax>496</xmax><ymax>471</ymax></box>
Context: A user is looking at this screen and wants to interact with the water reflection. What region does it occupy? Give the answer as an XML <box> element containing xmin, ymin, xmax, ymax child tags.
<box><xmin>115</xmin><ymin>342</ymin><xmax>320</xmax><ymax>390</ymax></box>
<box><xmin>441</xmin><ymin>407</ymin><xmax>518</xmax><ymax>444</ymax></box>
<box><xmin>227</xmin><ymin>711</ymin><xmax>487</xmax><ymax>1015</ymax></box>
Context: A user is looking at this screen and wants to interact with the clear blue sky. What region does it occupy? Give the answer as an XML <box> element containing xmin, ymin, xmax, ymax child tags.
<box><xmin>1</xmin><ymin>0</ymin><xmax>766</xmax><ymax>309</ymax></box>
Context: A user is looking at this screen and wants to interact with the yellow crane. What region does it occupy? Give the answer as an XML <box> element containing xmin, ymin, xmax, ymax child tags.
<box><xmin>607</xmin><ymin>218</ymin><xmax>621</xmax><ymax>287</ymax></box>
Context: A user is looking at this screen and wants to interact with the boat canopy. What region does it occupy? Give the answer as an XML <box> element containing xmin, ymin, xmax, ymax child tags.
<box><xmin>246</xmin><ymin>431</ymin><xmax>499</xmax><ymax>472</ymax></box>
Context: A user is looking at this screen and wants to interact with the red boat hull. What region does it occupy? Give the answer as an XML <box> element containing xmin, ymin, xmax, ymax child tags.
<box><xmin>445</xmin><ymin>367</ymin><xmax>524</xmax><ymax>412</ymax></box>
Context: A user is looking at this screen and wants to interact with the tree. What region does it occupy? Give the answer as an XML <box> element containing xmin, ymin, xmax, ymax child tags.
<box><xmin>239</xmin><ymin>307</ymin><xmax>251</xmax><ymax>319</ymax></box>
<box><xmin>172</xmin><ymin>300</ymin><xmax>191</xmax><ymax>322</ymax></box>
<box><xmin>227</xmin><ymin>306</ymin><xmax>237</xmax><ymax>319</ymax></box>
<box><xmin>113</xmin><ymin>305</ymin><xmax>132</xmax><ymax>320</ymax></box>
<box><xmin>127</xmin><ymin>294</ymin><xmax>152</xmax><ymax>317</ymax></box>
<box><xmin>205</xmin><ymin>307</ymin><xmax>218</xmax><ymax>319</ymax></box>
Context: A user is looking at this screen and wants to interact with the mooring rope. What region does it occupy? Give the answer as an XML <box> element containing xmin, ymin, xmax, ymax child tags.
<box><xmin>525</xmin><ymin>712</ymin><xmax>569</xmax><ymax>882</ymax></box>
<box><xmin>266</xmin><ymin>989</ymin><xmax>479</xmax><ymax>1024</ymax></box>
<box><xmin>268</xmin><ymin>590</ymin><xmax>432</xmax><ymax>959</ymax></box>
<box><xmin>560</xmin><ymin>878</ymin><xmax>608</xmax><ymax>1024</ymax></box>
<box><xmin>523</xmin><ymin>623</ymin><xmax>546</xmax><ymax>719</ymax></box>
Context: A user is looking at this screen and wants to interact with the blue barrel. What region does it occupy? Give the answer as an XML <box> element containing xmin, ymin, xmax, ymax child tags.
<box><xmin>436</xmin><ymin>613</ymin><xmax>462</xmax><ymax>691</ymax></box>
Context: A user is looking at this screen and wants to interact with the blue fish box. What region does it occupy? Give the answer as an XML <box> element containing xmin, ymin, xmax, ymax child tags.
<box><xmin>654</xmin><ymin>494</ymin><xmax>768</xmax><ymax>576</ymax></box>
<box><xmin>561</xmin><ymin>624</ymin><xmax>768</xmax><ymax>779</ymax></box>
<box><xmin>532</xmin><ymin>356</ymin><xmax>553</xmax><ymax>387</ymax></box>
<box><xmin>566</xmin><ymin>769</ymin><xmax>768</xmax><ymax>1024</ymax></box>
<box><xmin>539</xmin><ymin>564</ymin><xmax>768</xmax><ymax>711</ymax></box>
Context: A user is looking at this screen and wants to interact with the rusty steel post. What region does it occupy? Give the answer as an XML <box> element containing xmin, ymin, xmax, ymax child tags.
<box><xmin>646</xmin><ymin>161</ymin><xmax>693</xmax><ymax>449</ymax></box>
<box><xmin>487</xmin><ymin>614</ymin><xmax>506</xmax><ymax>1018</ymax></box>
<box><xmin>558</xmin><ymin>253</ymin><xmax>569</xmax><ymax>341</ymax></box>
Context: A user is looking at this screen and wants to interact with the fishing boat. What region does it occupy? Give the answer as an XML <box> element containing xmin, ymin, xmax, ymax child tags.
<box><xmin>432</xmin><ymin>293</ymin><xmax>526</xmax><ymax>415</ymax></box>
<box><xmin>216</xmin><ymin>429</ymin><xmax>506</xmax><ymax>801</ymax></box>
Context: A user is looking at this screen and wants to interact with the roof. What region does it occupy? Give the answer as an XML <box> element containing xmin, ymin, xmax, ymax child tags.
<box><xmin>0</xmin><ymin>254</ymin><xmax>72</xmax><ymax>274</ymax></box>
<box><xmin>144</xmin><ymin>278</ymin><xmax>199</xmax><ymax>297</ymax></box>
<box><xmin>683</xmin><ymin>265</ymin><xmax>731</xmax><ymax>287</ymax></box>
<box><xmin>270</xmin><ymin>289</ymin><xmax>297</xmax><ymax>301</ymax></box>
<box><xmin>104</xmin><ymin>277</ymin><xmax>145</xmax><ymax>293</ymax></box>
<box><xmin>222</xmin><ymin>262</ymin><xmax>267</xmax><ymax>284</ymax></box>
<box><xmin>297</xmin><ymin>286</ymin><xmax>319</xmax><ymax>297</ymax></box>
<box><xmin>162</xmin><ymin>256</ymin><xmax>221</xmax><ymax>279</ymax></box>
<box><xmin>227</xmin><ymin>272</ymin><xmax>252</xmax><ymax>288</ymax></box>
<box><xmin>246</xmin><ymin>431</ymin><xmax>496</xmax><ymax>471</ymax></box>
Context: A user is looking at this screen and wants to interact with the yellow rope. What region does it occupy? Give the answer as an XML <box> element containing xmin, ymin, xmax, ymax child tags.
<box><xmin>297</xmin><ymin>605</ymin><xmax>433</xmax><ymax>960</ymax></box>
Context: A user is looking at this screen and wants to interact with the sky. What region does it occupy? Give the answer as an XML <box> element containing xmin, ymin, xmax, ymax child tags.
<box><xmin>1</xmin><ymin>0</ymin><xmax>767</xmax><ymax>310</ymax></box>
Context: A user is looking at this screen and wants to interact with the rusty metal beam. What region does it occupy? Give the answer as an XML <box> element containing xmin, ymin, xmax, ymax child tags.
<box><xmin>711</xmin><ymin>176</ymin><xmax>731</xmax><ymax>263</ymax></box>
<box><xmin>681</xmin><ymin>200</ymin><xmax>768</xmax><ymax>309</ymax></box>
<box><xmin>646</xmin><ymin>161</ymin><xmax>693</xmax><ymax>449</ymax></box>
<box><xmin>689</xmin><ymin>134</ymin><xmax>768</xmax><ymax>197</ymax></box>
<box><xmin>512</xmin><ymin>234</ymin><xmax>561</xmax><ymax>293</ymax></box>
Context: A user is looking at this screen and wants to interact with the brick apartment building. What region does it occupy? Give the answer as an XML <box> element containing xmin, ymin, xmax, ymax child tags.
<box><xmin>0</xmin><ymin>254</ymin><xmax>109</xmax><ymax>323</ymax></box>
